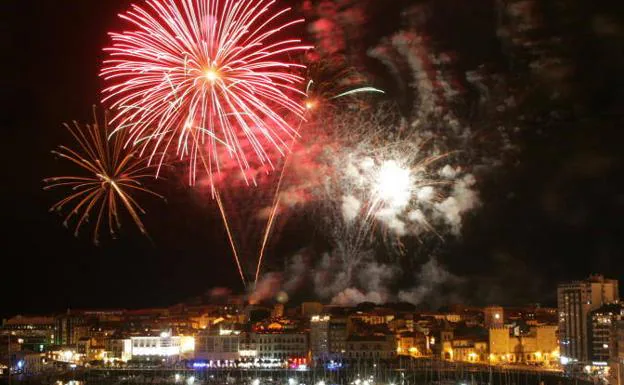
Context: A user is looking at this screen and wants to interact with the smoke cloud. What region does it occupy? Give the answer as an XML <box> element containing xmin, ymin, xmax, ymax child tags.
<box><xmin>435</xmin><ymin>174</ymin><xmax>480</xmax><ymax>235</ymax></box>
<box><xmin>254</xmin><ymin>253</ymin><xmax>465</xmax><ymax>308</ymax></box>
<box><xmin>249</xmin><ymin>272</ymin><xmax>282</xmax><ymax>304</ymax></box>
<box><xmin>342</xmin><ymin>195</ymin><xmax>362</xmax><ymax>222</ymax></box>
<box><xmin>398</xmin><ymin>257</ymin><xmax>464</xmax><ymax>306</ymax></box>
<box><xmin>331</xmin><ymin>288</ymin><xmax>386</xmax><ymax>306</ymax></box>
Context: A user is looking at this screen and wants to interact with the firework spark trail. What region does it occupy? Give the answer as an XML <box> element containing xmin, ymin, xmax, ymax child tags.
<box><xmin>253</xmin><ymin>118</ymin><xmax>303</xmax><ymax>286</ymax></box>
<box><xmin>215</xmin><ymin>190</ymin><xmax>247</xmax><ymax>288</ymax></box>
<box><xmin>101</xmin><ymin>0</ymin><xmax>312</xmax><ymax>186</ymax></box>
<box><xmin>44</xmin><ymin>107</ymin><xmax>164</xmax><ymax>245</ymax></box>
<box><xmin>254</xmin><ymin>137</ymin><xmax>295</xmax><ymax>285</ymax></box>
<box><xmin>253</xmin><ymin>69</ymin><xmax>385</xmax><ymax>285</ymax></box>
<box><xmin>330</xmin><ymin>87</ymin><xmax>385</xmax><ymax>100</ymax></box>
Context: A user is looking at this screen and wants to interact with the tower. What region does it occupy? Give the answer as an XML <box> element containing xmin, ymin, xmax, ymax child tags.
<box><xmin>557</xmin><ymin>274</ymin><xmax>619</xmax><ymax>363</ymax></box>
<box><xmin>483</xmin><ymin>306</ymin><xmax>504</xmax><ymax>328</ymax></box>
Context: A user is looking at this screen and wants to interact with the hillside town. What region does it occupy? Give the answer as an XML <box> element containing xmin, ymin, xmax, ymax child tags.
<box><xmin>1</xmin><ymin>275</ymin><xmax>622</xmax><ymax>385</ymax></box>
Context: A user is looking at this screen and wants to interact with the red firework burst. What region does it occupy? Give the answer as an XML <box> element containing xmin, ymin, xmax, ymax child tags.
<box><xmin>101</xmin><ymin>0</ymin><xmax>311</xmax><ymax>187</ymax></box>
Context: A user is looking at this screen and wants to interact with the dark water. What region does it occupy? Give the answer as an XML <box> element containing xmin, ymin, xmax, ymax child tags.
<box><xmin>0</xmin><ymin>368</ymin><xmax>591</xmax><ymax>385</ymax></box>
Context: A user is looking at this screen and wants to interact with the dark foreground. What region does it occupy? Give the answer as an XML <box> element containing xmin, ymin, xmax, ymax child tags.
<box><xmin>0</xmin><ymin>362</ymin><xmax>589</xmax><ymax>385</ymax></box>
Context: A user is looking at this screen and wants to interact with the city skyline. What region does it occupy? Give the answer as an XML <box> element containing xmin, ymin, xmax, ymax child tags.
<box><xmin>1</xmin><ymin>275</ymin><xmax>623</xmax><ymax>384</ymax></box>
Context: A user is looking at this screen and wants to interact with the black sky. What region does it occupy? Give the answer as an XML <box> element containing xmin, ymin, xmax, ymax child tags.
<box><xmin>2</xmin><ymin>0</ymin><xmax>623</xmax><ymax>319</ymax></box>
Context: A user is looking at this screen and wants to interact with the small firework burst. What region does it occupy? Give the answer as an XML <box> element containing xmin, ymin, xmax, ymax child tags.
<box><xmin>44</xmin><ymin>107</ymin><xmax>164</xmax><ymax>245</ymax></box>
<box><xmin>302</xmin><ymin>59</ymin><xmax>385</xmax><ymax>113</ymax></box>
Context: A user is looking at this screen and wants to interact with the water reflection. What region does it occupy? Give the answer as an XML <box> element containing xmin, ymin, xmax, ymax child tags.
<box><xmin>55</xmin><ymin>381</ymin><xmax>84</xmax><ymax>385</ymax></box>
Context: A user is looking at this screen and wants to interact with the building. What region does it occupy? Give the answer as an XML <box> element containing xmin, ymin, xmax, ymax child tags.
<box><xmin>76</xmin><ymin>336</ymin><xmax>108</xmax><ymax>362</ymax></box>
<box><xmin>388</xmin><ymin>315</ymin><xmax>415</xmax><ymax>333</ymax></box>
<box><xmin>589</xmin><ymin>303</ymin><xmax>623</xmax><ymax>363</ymax></box>
<box><xmin>397</xmin><ymin>331</ymin><xmax>429</xmax><ymax>357</ymax></box>
<box><xmin>1</xmin><ymin>316</ymin><xmax>55</xmax><ymax>351</ymax></box>
<box><xmin>349</xmin><ymin>312</ymin><xmax>395</xmax><ymax>326</ymax></box>
<box><xmin>2</xmin><ymin>316</ymin><xmax>55</xmax><ymax>337</ymax></box>
<box><xmin>435</xmin><ymin>326</ymin><xmax>489</xmax><ymax>363</ymax></box>
<box><xmin>328</xmin><ymin>317</ymin><xmax>348</xmax><ymax>355</ymax></box>
<box><xmin>310</xmin><ymin>315</ymin><xmax>330</xmax><ymax>363</ymax></box>
<box><xmin>424</xmin><ymin>313</ymin><xmax>462</xmax><ymax>323</ymax></box>
<box><xmin>489</xmin><ymin>325</ymin><xmax>559</xmax><ymax>365</ymax></box>
<box><xmin>445</xmin><ymin>338</ymin><xmax>488</xmax><ymax>363</ymax></box>
<box><xmin>87</xmin><ymin>325</ymin><xmax>118</xmax><ymax>349</ymax></box>
<box><xmin>129</xmin><ymin>333</ymin><xmax>195</xmax><ymax>361</ymax></box>
<box><xmin>345</xmin><ymin>334</ymin><xmax>397</xmax><ymax>362</ymax></box>
<box><xmin>309</xmin><ymin>314</ymin><xmax>349</xmax><ymax>365</ymax></box>
<box><xmin>195</xmin><ymin>327</ymin><xmax>244</xmax><ymax>361</ymax></box>
<box><xmin>105</xmin><ymin>338</ymin><xmax>132</xmax><ymax>362</ymax></box>
<box><xmin>557</xmin><ymin>275</ymin><xmax>619</xmax><ymax>362</ymax></box>
<box><xmin>483</xmin><ymin>306</ymin><xmax>504</xmax><ymax>328</ymax></box>
<box><xmin>245</xmin><ymin>332</ymin><xmax>308</xmax><ymax>361</ymax></box>
<box><xmin>55</xmin><ymin>313</ymin><xmax>88</xmax><ymax>346</ymax></box>
<box><xmin>243</xmin><ymin>316</ymin><xmax>308</xmax><ymax>363</ymax></box>
<box><xmin>439</xmin><ymin>330</ymin><xmax>488</xmax><ymax>363</ymax></box>
<box><xmin>611</xmin><ymin>319</ymin><xmax>624</xmax><ymax>385</ymax></box>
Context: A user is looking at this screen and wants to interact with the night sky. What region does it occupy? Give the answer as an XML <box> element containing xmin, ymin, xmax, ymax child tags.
<box><xmin>2</xmin><ymin>0</ymin><xmax>623</xmax><ymax>319</ymax></box>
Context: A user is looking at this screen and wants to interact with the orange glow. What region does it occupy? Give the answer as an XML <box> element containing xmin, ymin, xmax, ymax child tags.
<box><xmin>305</xmin><ymin>99</ymin><xmax>318</xmax><ymax>110</ymax></box>
<box><xmin>267</xmin><ymin>322</ymin><xmax>283</xmax><ymax>330</ymax></box>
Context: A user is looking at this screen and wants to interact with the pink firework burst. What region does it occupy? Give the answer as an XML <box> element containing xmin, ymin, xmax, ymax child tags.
<box><xmin>101</xmin><ymin>0</ymin><xmax>311</xmax><ymax>187</ymax></box>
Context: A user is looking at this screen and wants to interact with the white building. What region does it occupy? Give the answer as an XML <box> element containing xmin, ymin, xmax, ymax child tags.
<box><xmin>310</xmin><ymin>315</ymin><xmax>348</xmax><ymax>364</ymax></box>
<box><xmin>310</xmin><ymin>316</ymin><xmax>330</xmax><ymax>361</ymax></box>
<box><xmin>129</xmin><ymin>333</ymin><xmax>195</xmax><ymax>360</ymax></box>
<box><xmin>245</xmin><ymin>332</ymin><xmax>308</xmax><ymax>360</ymax></box>
<box><xmin>195</xmin><ymin>328</ymin><xmax>244</xmax><ymax>361</ymax></box>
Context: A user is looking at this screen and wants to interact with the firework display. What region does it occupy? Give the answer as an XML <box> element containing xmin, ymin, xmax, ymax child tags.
<box><xmin>250</xmin><ymin>59</ymin><xmax>387</xmax><ymax>283</ymax></box>
<box><xmin>44</xmin><ymin>108</ymin><xmax>163</xmax><ymax>245</ymax></box>
<box><xmin>187</xmin><ymin>57</ymin><xmax>387</xmax><ymax>287</ymax></box>
<box><xmin>101</xmin><ymin>0</ymin><xmax>311</xmax><ymax>186</ymax></box>
<box><xmin>43</xmin><ymin>0</ymin><xmax>501</xmax><ymax>300</ymax></box>
<box><xmin>315</xmin><ymin>105</ymin><xmax>476</xmax><ymax>257</ymax></box>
